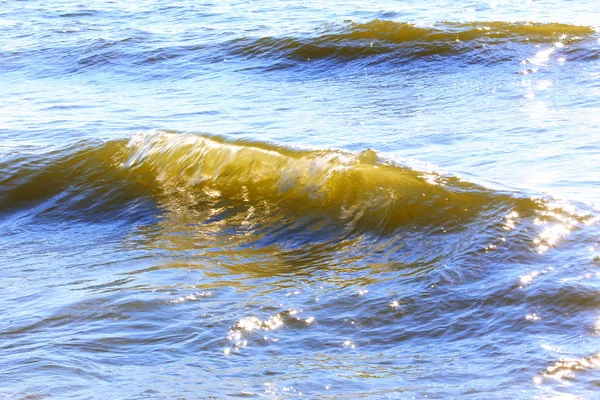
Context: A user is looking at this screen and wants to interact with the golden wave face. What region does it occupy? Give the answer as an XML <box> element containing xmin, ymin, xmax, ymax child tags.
<box><xmin>229</xmin><ymin>20</ymin><xmax>595</xmax><ymax>62</ymax></box>
<box><xmin>2</xmin><ymin>130</ymin><xmax>591</xmax><ymax>254</ymax></box>
<box><xmin>121</xmin><ymin>131</ymin><xmax>522</xmax><ymax>233</ymax></box>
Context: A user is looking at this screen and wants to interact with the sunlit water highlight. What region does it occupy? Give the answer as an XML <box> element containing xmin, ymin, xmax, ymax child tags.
<box><xmin>1</xmin><ymin>0</ymin><xmax>600</xmax><ymax>398</ymax></box>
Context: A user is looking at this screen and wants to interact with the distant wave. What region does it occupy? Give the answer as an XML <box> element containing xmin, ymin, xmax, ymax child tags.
<box><xmin>1</xmin><ymin>20</ymin><xmax>595</xmax><ymax>76</ymax></box>
<box><xmin>226</xmin><ymin>20</ymin><xmax>595</xmax><ymax>65</ymax></box>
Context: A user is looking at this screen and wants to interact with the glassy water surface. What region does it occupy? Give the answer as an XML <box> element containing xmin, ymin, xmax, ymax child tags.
<box><xmin>1</xmin><ymin>0</ymin><xmax>599</xmax><ymax>398</ymax></box>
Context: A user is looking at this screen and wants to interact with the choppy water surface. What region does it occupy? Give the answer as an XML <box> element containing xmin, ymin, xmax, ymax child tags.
<box><xmin>1</xmin><ymin>0</ymin><xmax>600</xmax><ymax>398</ymax></box>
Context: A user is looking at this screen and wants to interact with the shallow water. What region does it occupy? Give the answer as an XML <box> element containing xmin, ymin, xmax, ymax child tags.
<box><xmin>1</xmin><ymin>1</ymin><xmax>600</xmax><ymax>398</ymax></box>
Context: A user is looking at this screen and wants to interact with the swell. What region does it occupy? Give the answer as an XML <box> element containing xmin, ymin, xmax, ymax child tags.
<box><xmin>1</xmin><ymin>20</ymin><xmax>596</xmax><ymax>76</ymax></box>
<box><xmin>0</xmin><ymin>130</ymin><xmax>582</xmax><ymax>238</ymax></box>
<box><xmin>228</xmin><ymin>20</ymin><xmax>595</xmax><ymax>64</ymax></box>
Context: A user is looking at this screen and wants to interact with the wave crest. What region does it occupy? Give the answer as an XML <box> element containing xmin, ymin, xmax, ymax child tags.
<box><xmin>2</xmin><ymin>131</ymin><xmax>591</xmax><ymax>245</ymax></box>
<box><xmin>122</xmin><ymin>131</ymin><xmax>529</xmax><ymax>233</ymax></box>
<box><xmin>230</xmin><ymin>20</ymin><xmax>595</xmax><ymax>63</ymax></box>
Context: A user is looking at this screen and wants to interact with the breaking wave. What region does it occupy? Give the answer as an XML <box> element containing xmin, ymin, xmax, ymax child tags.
<box><xmin>1</xmin><ymin>130</ymin><xmax>592</xmax><ymax>248</ymax></box>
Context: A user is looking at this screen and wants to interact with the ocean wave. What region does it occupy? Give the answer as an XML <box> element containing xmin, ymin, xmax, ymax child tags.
<box><xmin>2</xmin><ymin>130</ymin><xmax>591</xmax><ymax>243</ymax></box>
<box><xmin>0</xmin><ymin>140</ymin><xmax>154</xmax><ymax>222</ymax></box>
<box><xmin>227</xmin><ymin>20</ymin><xmax>595</xmax><ymax>64</ymax></box>
<box><xmin>122</xmin><ymin>131</ymin><xmax>528</xmax><ymax>232</ymax></box>
<box><xmin>2</xmin><ymin>20</ymin><xmax>595</xmax><ymax>76</ymax></box>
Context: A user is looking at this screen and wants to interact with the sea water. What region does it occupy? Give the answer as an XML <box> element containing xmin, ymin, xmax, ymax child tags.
<box><xmin>1</xmin><ymin>0</ymin><xmax>599</xmax><ymax>398</ymax></box>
